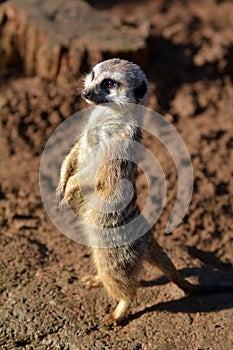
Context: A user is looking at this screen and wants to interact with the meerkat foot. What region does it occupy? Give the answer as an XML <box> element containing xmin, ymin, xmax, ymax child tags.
<box><xmin>103</xmin><ymin>312</ymin><xmax>120</xmax><ymax>325</ymax></box>
<box><xmin>81</xmin><ymin>275</ymin><xmax>101</xmax><ymax>289</ymax></box>
<box><xmin>103</xmin><ymin>298</ymin><xmax>130</xmax><ymax>325</ymax></box>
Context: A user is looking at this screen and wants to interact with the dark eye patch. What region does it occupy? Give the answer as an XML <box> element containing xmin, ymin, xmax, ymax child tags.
<box><xmin>91</xmin><ymin>70</ymin><xmax>95</xmax><ymax>81</ymax></box>
<box><xmin>101</xmin><ymin>79</ymin><xmax>119</xmax><ymax>90</ymax></box>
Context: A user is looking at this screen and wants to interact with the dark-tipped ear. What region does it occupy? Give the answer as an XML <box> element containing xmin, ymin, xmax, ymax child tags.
<box><xmin>134</xmin><ymin>80</ymin><xmax>147</xmax><ymax>102</ymax></box>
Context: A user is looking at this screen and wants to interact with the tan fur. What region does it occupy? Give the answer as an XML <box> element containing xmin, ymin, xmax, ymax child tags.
<box><xmin>57</xmin><ymin>59</ymin><xmax>232</xmax><ymax>325</ymax></box>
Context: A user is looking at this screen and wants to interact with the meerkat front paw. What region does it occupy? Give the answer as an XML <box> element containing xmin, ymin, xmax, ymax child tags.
<box><xmin>64</xmin><ymin>175</ymin><xmax>79</xmax><ymax>199</ymax></box>
<box><xmin>81</xmin><ymin>275</ymin><xmax>101</xmax><ymax>289</ymax></box>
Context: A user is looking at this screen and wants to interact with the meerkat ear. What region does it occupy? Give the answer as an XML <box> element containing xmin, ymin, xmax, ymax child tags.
<box><xmin>134</xmin><ymin>80</ymin><xmax>147</xmax><ymax>102</ymax></box>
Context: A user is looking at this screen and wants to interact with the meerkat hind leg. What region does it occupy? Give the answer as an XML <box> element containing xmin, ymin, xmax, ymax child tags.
<box><xmin>101</xmin><ymin>274</ymin><xmax>137</xmax><ymax>325</ymax></box>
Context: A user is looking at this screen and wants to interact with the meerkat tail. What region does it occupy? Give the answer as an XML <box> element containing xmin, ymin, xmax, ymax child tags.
<box><xmin>143</xmin><ymin>235</ymin><xmax>198</xmax><ymax>294</ymax></box>
<box><xmin>143</xmin><ymin>234</ymin><xmax>233</xmax><ymax>296</ymax></box>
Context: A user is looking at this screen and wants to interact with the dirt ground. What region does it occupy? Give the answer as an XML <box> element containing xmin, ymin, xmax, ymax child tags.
<box><xmin>1</xmin><ymin>0</ymin><xmax>233</xmax><ymax>349</ymax></box>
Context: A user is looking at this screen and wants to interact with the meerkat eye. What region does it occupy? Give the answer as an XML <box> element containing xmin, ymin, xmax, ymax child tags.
<box><xmin>101</xmin><ymin>79</ymin><xmax>119</xmax><ymax>90</ymax></box>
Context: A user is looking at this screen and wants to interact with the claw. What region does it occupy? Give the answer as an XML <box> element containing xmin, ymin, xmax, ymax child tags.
<box><xmin>81</xmin><ymin>275</ymin><xmax>101</xmax><ymax>290</ymax></box>
<box><xmin>103</xmin><ymin>313</ymin><xmax>118</xmax><ymax>326</ymax></box>
<box><xmin>57</xmin><ymin>197</ymin><xmax>69</xmax><ymax>211</ymax></box>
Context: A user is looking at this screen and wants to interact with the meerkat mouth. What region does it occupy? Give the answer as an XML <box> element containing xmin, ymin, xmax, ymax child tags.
<box><xmin>81</xmin><ymin>89</ymin><xmax>109</xmax><ymax>105</ymax></box>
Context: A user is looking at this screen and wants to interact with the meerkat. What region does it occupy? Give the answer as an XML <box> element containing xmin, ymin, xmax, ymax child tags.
<box><xmin>57</xmin><ymin>58</ymin><xmax>233</xmax><ymax>325</ymax></box>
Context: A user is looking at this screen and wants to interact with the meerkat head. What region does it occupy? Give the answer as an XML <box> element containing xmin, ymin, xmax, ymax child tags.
<box><xmin>81</xmin><ymin>58</ymin><xmax>149</xmax><ymax>106</ymax></box>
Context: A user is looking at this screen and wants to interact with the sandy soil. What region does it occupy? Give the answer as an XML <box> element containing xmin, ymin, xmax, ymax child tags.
<box><xmin>0</xmin><ymin>0</ymin><xmax>233</xmax><ymax>349</ymax></box>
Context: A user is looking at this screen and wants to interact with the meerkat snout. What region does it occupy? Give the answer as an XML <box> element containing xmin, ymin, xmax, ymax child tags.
<box><xmin>81</xmin><ymin>58</ymin><xmax>149</xmax><ymax>105</ymax></box>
